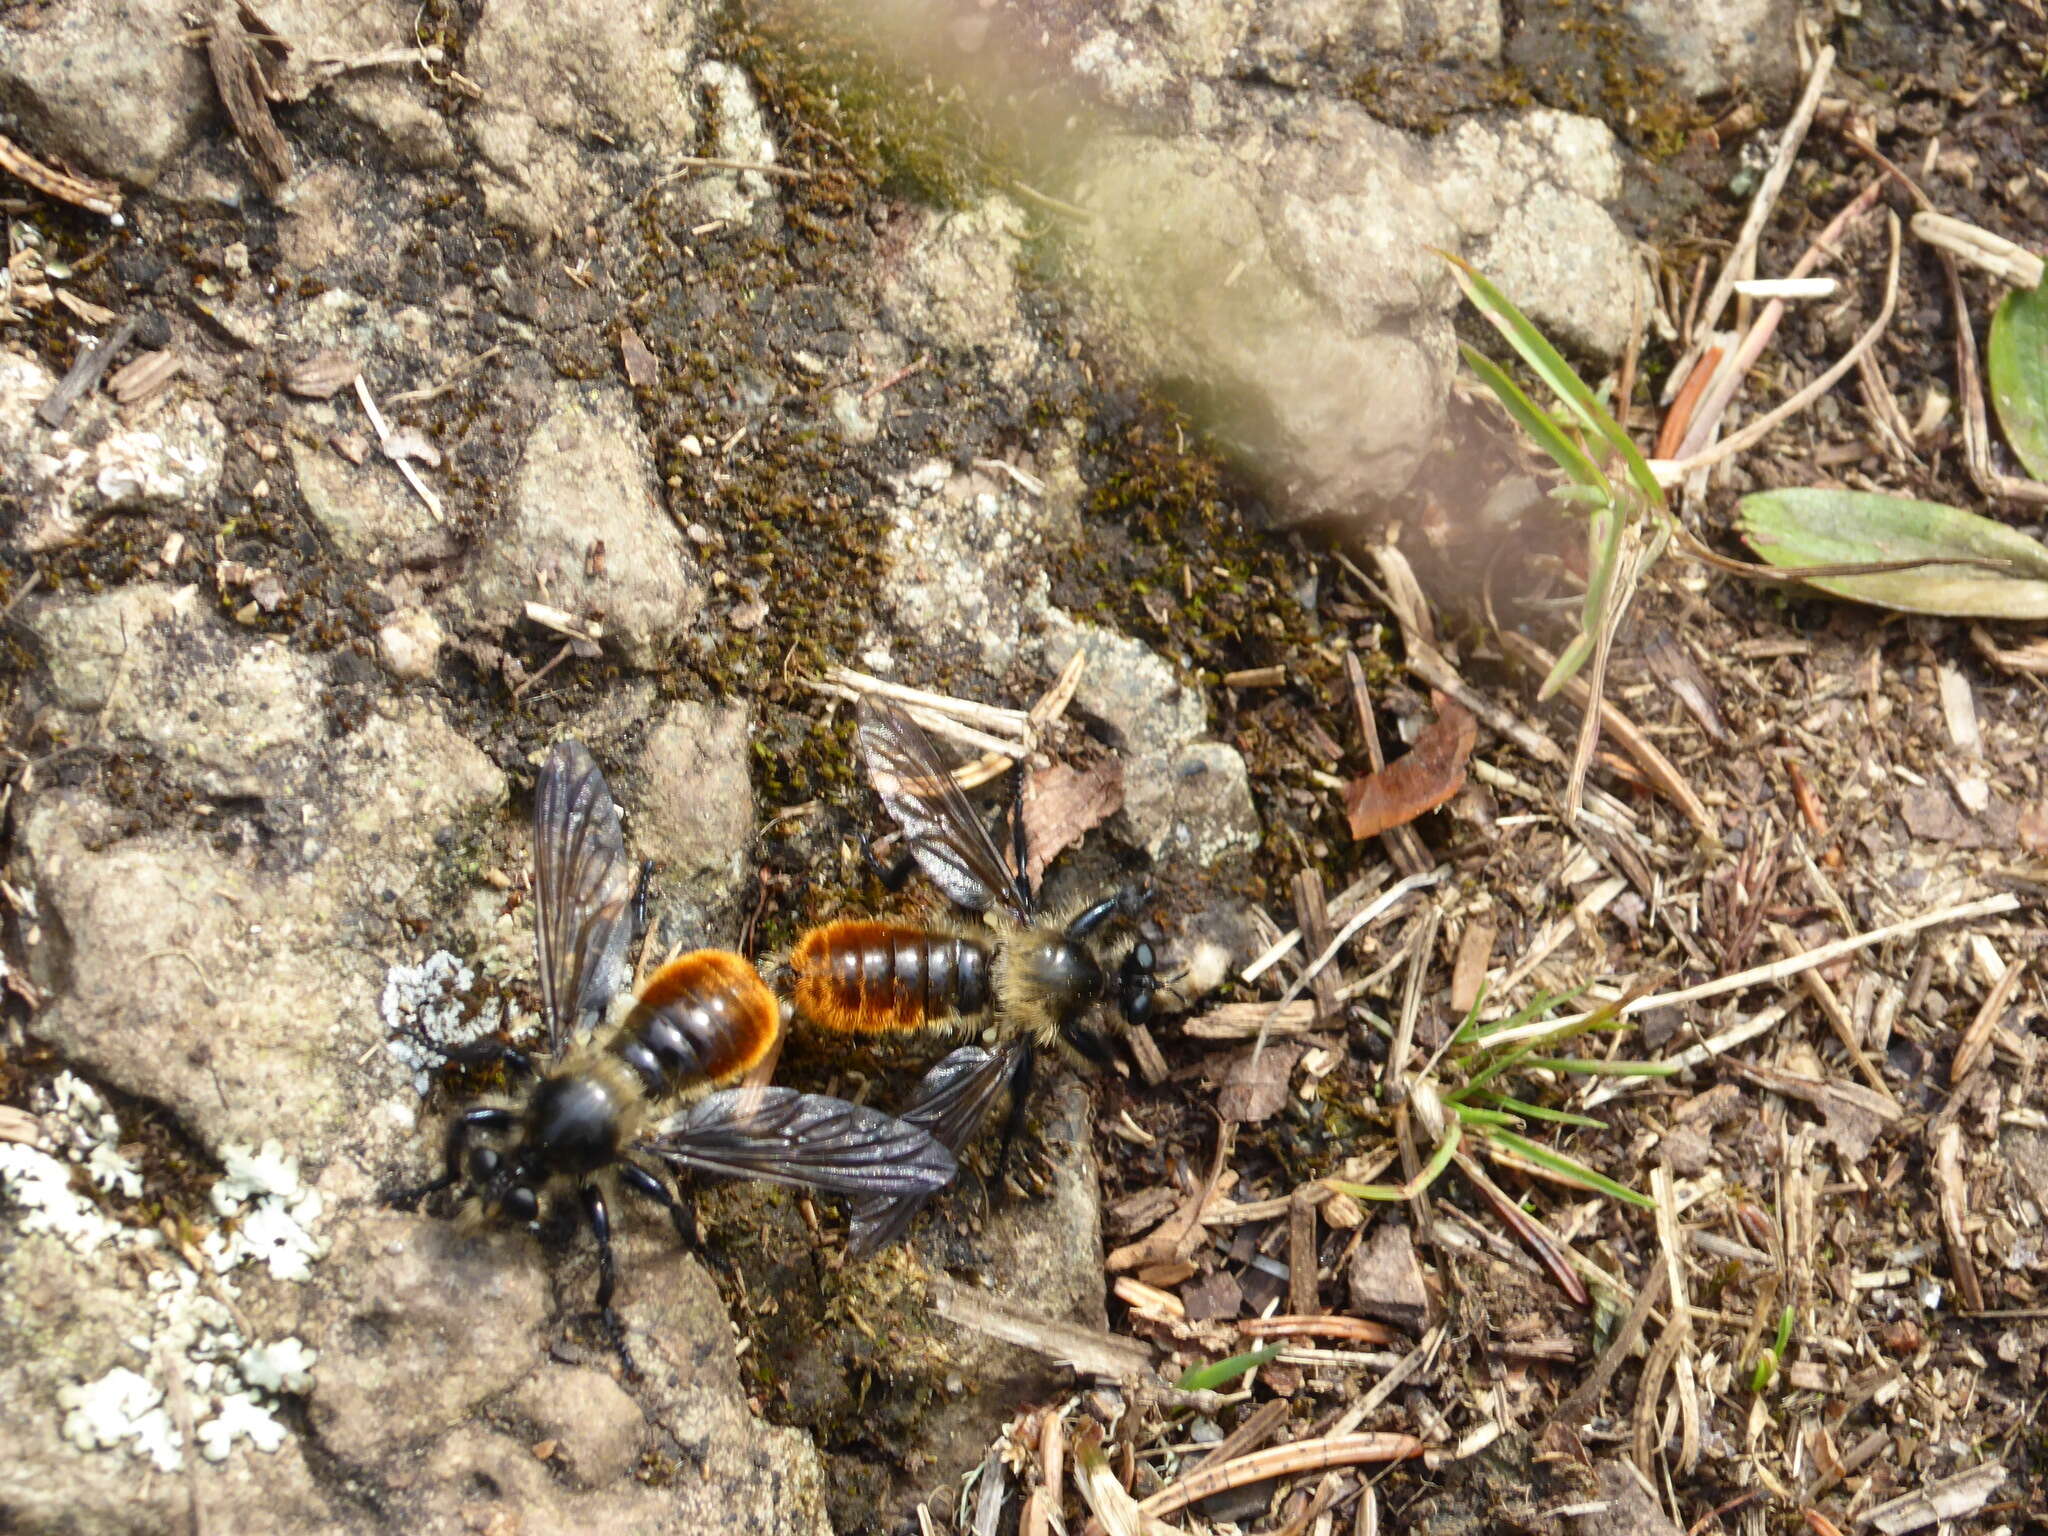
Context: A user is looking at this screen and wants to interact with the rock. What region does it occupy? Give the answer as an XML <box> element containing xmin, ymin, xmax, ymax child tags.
<box><xmin>689</xmin><ymin>61</ymin><xmax>782</xmax><ymax>226</ymax></box>
<box><xmin>1116</xmin><ymin>742</ymin><xmax>1261</xmax><ymax>864</ymax></box>
<box><xmin>0</xmin><ymin>0</ymin><xmax>212</xmax><ymax>187</ymax></box>
<box><xmin>1427</xmin><ymin>110</ymin><xmax>1641</xmax><ymax>358</ymax></box>
<box><xmin>1624</xmin><ymin>0</ymin><xmax>1799</xmax><ymax>100</ymax></box>
<box><xmin>296</xmin><ymin>1212</ymin><xmax>549</xmax><ymax>1466</ymax></box>
<box><xmin>1576</xmin><ymin>1460</ymin><xmax>1685</xmax><ymax>1536</ymax></box>
<box><xmin>636</xmin><ymin>700</ymin><xmax>755</xmax><ymax>928</ymax></box>
<box><xmin>0</xmin><ymin>1235</ymin><xmax>339</xmax><ymax>1534</ymax></box>
<box><xmin>29</xmin><ymin>584</ymin><xmax>325</xmax><ymax>800</ymax></box>
<box><xmin>878</xmin><ymin>457</ymin><xmax>1078</xmax><ymax>675</ymax></box>
<box><xmin>508</xmin><ymin>1366</ymin><xmax>646</xmax><ymax>1489</ymax></box>
<box><xmin>1035</xmin><ymin>612</ymin><xmax>1207</xmax><ymax>756</ymax></box>
<box><xmin>377</xmin><ymin>607</ymin><xmax>446</xmax><ymax>681</ymax></box>
<box><xmin>878</xmin><ymin>198</ymin><xmax>1043</xmax><ymax>391</ymax></box>
<box><xmin>0</xmin><ymin>350</ymin><xmax>225</xmax><ymax>553</ymax></box>
<box><xmin>461</xmin><ymin>382</ymin><xmax>701</xmax><ymax>668</ymax></box>
<box><xmin>1066</xmin><ymin>121</ymin><xmax>1453</xmax><ymax>518</ymax></box>
<box><xmin>462</xmin><ymin>0</ymin><xmax>698</xmax><ymax>238</ymax></box>
<box><xmin>1347</xmin><ymin>1221</ymin><xmax>1431</xmax><ymax>1333</ymax></box>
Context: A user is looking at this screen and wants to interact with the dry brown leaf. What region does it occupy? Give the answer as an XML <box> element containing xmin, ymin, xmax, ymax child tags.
<box><xmin>620</xmin><ymin>326</ymin><xmax>660</xmax><ymax>388</ymax></box>
<box><xmin>1217</xmin><ymin>1041</ymin><xmax>1301</xmax><ymax>1122</ymax></box>
<box><xmin>1021</xmin><ymin>756</ymin><xmax>1124</xmax><ymax>888</ymax></box>
<box><xmin>1342</xmin><ymin>696</ymin><xmax>1476</xmax><ymax>839</ymax></box>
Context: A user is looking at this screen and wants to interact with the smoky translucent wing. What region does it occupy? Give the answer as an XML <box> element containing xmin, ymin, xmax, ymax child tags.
<box><xmin>532</xmin><ymin>740</ymin><xmax>636</xmax><ymax>1060</ymax></box>
<box><xmin>639</xmin><ymin>1086</ymin><xmax>956</xmax><ymax>1198</ymax></box>
<box><xmin>856</xmin><ymin>696</ymin><xmax>1031</xmax><ymax>921</ymax></box>
<box><xmin>846</xmin><ymin>1043</ymin><xmax>1024</xmax><ymax>1259</ymax></box>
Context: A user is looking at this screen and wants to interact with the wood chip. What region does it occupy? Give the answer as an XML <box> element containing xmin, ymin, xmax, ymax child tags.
<box><xmin>1218</xmin><ymin>1041</ymin><xmax>1301</xmax><ymax>1123</ymax></box>
<box><xmin>1346</xmin><ymin>1222</ymin><xmax>1430</xmax><ymax>1334</ymax></box>
<box><xmin>931</xmin><ymin>1278</ymin><xmax>1151</xmax><ymax>1379</ymax></box>
<box><xmin>287</xmin><ymin>350</ymin><xmax>361</xmax><ymax>399</ymax></box>
<box><xmin>1183</xmin><ymin>1000</ymin><xmax>1317</xmax><ymax>1040</ymax></box>
<box><xmin>54</xmin><ymin>289</ymin><xmax>118</xmax><ymax>326</ymax></box>
<box><xmin>1447</xmin><ymin>920</ymin><xmax>1494</xmax><ymax>1015</ymax></box>
<box><xmin>0</xmin><ymin>129</ymin><xmax>123</xmax><ymax>219</ymax></box>
<box><xmin>207</xmin><ymin>0</ymin><xmax>294</xmax><ymax>193</ymax></box>
<box><xmin>36</xmin><ymin>315</ymin><xmax>138</xmax><ymax>428</ymax></box>
<box><xmin>1124</xmin><ymin>1022</ymin><xmax>1169</xmax><ymax>1087</ymax></box>
<box><xmin>108</xmin><ymin>349</ymin><xmax>185</xmax><ymax>408</ymax></box>
<box><xmin>620</xmin><ymin>325</ymin><xmax>659</xmax><ymax>389</ymax></box>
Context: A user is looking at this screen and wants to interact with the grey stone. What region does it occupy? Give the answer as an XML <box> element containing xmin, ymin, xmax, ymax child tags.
<box><xmin>461</xmin><ymin>382</ymin><xmax>701</xmax><ymax>668</ymax></box>
<box><xmin>1066</xmin><ymin>124</ymin><xmax>1452</xmax><ymax>518</ymax></box>
<box><xmin>297</xmin><ymin>1212</ymin><xmax>549</xmax><ymax>1466</ymax></box>
<box><xmin>465</xmin><ymin>0</ymin><xmax>698</xmax><ymax>152</ymax></box>
<box><xmin>636</xmin><ymin>699</ymin><xmax>755</xmax><ymax>924</ymax></box>
<box><xmin>878</xmin><ymin>197</ymin><xmax>1043</xmax><ymax>391</ymax></box>
<box><xmin>1625</xmin><ymin>0</ymin><xmax>1799</xmax><ymax>100</ymax></box>
<box><xmin>1035</xmin><ymin>612</ymin><xmax>1208</xmax><ymax>756</ymax></box>
<box><xmin>0</xmin><ymin>0</ymin><xmax>212</xmax><ymax>187</ymax></box>
<box><xmin>29</xmin><ymin>584</ymin><xmax>325</xmax><ymax>800</ymax></box>
<box><xmin>1</xmin><ymin>350</ymin><xmax>225</xmax><ymax>553</ymax></box>
<box><xmin>1426</xmin><ymin>110</ymin><xmax>1641</xmax><ymax>357</ymax></box>
<box><xmin>1347</xmin><ymin>1221</ymin><xmax>1431</xmax><ymax>1332</ymax></box>
<box><xmin>1116</xmin><ymin>742</ymin><xmax>1261</xmax><ymax>864</ymax></box>
<box><xmin>508</xmin><ymin>1366</ymin><xmax>647</xmax><ymax>1489</ymax></box>
<box><xmin>377</xmin><ymin>607</ymin><xmax>446</xmax><ymax>681</ymax></box>
<box><xmin>688</xmin><ymin>61</ymin><xmax>782</xmax><ymax>225</ymax></box>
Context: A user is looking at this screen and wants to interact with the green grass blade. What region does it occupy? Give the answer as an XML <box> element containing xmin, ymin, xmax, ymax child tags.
<box><xmin>1486</xmin><ymin>1128</ymin><xmax>1654</xmax><ymax>1209</ymax></box>
<box><xmin>1445</xmin><ymin>255</ymin><xmax>1663</xmax><ymax>504</ymax></box>
<box><xmin>1329</xmin><ymin>1120</ymin><xmax>1462</xmax><ymax>1202</ymax></box>
<box><xmin>1448</xmin><ymin>1103</ymin><xmax>1520</xmax><ymax>1128</ymax></box>
<box><xmin>1460</xmin><ymin>345</ymin><xmax>1607</xmax><ymax>491</ymax></box>
<box><xmin>1468</xmin><ymin>1090</ymin><xmax>1607</xmax><ymax>1129</ymax></box>
<box><xmin>1175</xmin><ymin>1344</ymin><xmax>1283</xmax><ymax>1392</ymax></box>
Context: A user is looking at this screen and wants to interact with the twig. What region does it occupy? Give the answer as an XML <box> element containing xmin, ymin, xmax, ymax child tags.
<box><xmin>1137</xmin><ymin>1435</ymin><xmax>1427</xmax><ymax>1520</ymax></box>
<box><xmin>652</xmin><ymin>154</ymin><xmax>813</xmax><ymax>185</ymax></box>
<box><xmin>352</xmin><ymin>375</ymin><xmax>444</xmax><ymax>521</ymax></box>
<box><xmin>1674</xmin><ymin>45</ymin><xmax>1836</xmax><ymax>386</ymax></box>
<box><xmin>37</xmin><ymin>316</ymin><xmax>139</xmax><ymax>427</ymax></box>
<box><xmin>1659</xmin><ymin>210</ymin><xmax>1903</xmax><ymax>481</ymax></box>
<box><xmin>1250</xmin><ymin>872</ymin><xmax>1444</xmax><ymax>1070</ymax></box>
<box><xmin>1911</xmin><ymin>211</ymin><xmax>2045</xmax><ymax>289</ymax></box>
<box><xmin>0</xmin><ymin>130</ymin><xmax>124</xmax><ymax>220</ymax></box>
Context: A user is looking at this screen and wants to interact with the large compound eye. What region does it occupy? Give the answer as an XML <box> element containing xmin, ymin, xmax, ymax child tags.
<box><xmin>467</xmin><ymin>1147</ymin><xmax>502</xmax><ymax>1183</ymax></box>
<box><xmin>504</xmin><ymin>1186</ymin><xmax>539</xmax><ymax>1224</ymax></box>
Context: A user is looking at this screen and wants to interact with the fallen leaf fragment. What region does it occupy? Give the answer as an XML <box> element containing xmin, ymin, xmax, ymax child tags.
<box><xmin>1343</xmin><ymin>696</ymin><xmax>1476</xmax><ymax>839</ymax></box>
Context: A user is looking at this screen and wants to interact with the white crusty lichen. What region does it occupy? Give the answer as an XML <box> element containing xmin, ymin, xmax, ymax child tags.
<box><xmin>205</xmin><ymin>1140</ymin><xmax>327</xmax><ymax>1281</ymax></box>
<box><xmin>1</xmin><ymin>1073</ymin><xmax>323</xmax><ymax>1474</ymax></box>
<box><xmin>381</xmin><ymin>948</ymin><xmax>507</xmax><ymax>1094</ymax></box>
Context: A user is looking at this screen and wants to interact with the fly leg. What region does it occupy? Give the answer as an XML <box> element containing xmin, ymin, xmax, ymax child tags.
<box><xmin>580</xmin><ymin>1183</ymin><xmax>639</xmax><ymax>1380</ymax></box>
<box><xmin>859</xmin><ymin>825</ymin><xmax>918</xmax><ymax>891</ymax></box>
<box><xmin>619</xmin><ymin>1161</ymin><xmax>699</xmax><ymax>1249</ymax></box>
<box><xmin>387</xmin><ymin>1105</ymin><xmax>515</xmax><ymax>1210</ymax></box>
<box><xmin>990</xmin><ymin>1044</ymin><xmax>1037</xmax><ymax>1200</ymax></box>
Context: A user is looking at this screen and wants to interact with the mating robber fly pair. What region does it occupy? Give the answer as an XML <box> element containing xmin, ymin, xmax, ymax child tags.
<box><xmin>395</xmin><ymin>697</ymin><xmax>1161</xmax><ymax>1346</ymax></box>
<box><xmin>389</xmin><ymin>738</ymin><xmax>957</xmax><ymax>1355</ymax></box>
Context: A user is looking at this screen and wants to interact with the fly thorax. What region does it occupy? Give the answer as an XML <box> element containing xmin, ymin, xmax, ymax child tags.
<box><xmin>523</xmin><ymin>1072</ymin><xmax>625</xmax><ymax>1177</ymax></box>
<box><xmin>1015</xmin><ymin>934</ymin><xmax>1108</xmax><ymax>1027</ymax></box>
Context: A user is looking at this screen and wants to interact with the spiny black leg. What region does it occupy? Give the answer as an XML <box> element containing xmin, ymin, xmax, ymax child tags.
<box><xmin>991</xmin><ymin>1044</ymin><xmax>1037</xmax><ymax>1197</ymax></box>
<box><xmin>630</xmin><ymin>859</ymin><xmax>655</xmax><ymax>945</ymax></box>
<box><xmin>388</xmin><ymin>1106</ymin><xmax>515</xmax><ymax>1209</ymax></box>
<box><xmin>1065</xmin><ymin>892</ymin><xmax>1123</xmax><ymax>940</ymax></box>
<box><xmin>1008</xmin><ymin>762</ymin><xmax>1033</xmax><ymax>907</ymax></box>
<box><xmin>619</xmin><ymin>1161</ymin><xmax>697</xmax><ymax>1247</ymax></box>
<box><xmin>581</xmin><ymin>1183</ymin><xmax>638</xmax><ymax>1379</ymax></box>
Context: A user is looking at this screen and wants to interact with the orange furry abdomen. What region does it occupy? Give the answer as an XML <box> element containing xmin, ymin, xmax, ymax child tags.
<box><xmin>787</xmin><ymin>920</ymin><xmax>989</xmax><ymax>1037</ymax></box>
<box><xmin>622</xmin><ymin>949</ymin><xmax>780</xmax><ymax>1082</ymax></box>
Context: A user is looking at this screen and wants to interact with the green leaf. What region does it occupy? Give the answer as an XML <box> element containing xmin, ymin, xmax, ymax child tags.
<box><xmin>1516</xmin><ymin>1057</ymin><xmax>1680</xmax><ymax>1078</ymax></box>
<box><xmin>1739</xmin><ymin>487</ymin><xmax>2048</xmax><ymax>618</ymax></box>
<box><xmin>1175</xmin><ymin>1344</ymin><xmax>1283</xmax><ymax>1392</ymax></box>
<box><xmin>1467</xmin><ymin>1090</ymin><xmax>1607</xmax><ymax>1128</ymax></box>
<box><xmin>1989</xmin><ymin>279</ymin><xmax>2048</xmax><ymax>481</ymax></box>
<box><xmin>1486</xmin><ymin>1128</ymin><xmax>1655</xmax><ymax>1209</ymax></box>
<box><xmin>1460</xmin><ymin>345</ymin><xmax>1608</xmax><ymax>492</ymax></box>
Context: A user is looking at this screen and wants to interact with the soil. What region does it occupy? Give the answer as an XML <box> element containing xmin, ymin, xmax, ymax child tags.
<box><xmin>4</xmin><ymin>1</ymin><xmax>2048</xmax><ymax>1533</ymax></box>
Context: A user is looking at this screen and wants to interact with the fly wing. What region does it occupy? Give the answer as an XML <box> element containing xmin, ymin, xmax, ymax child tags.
<box><xmin>846</xmin><ymin>1042</ymin><xmax>1024</xmax><ymax>1258</ymax></box>
<box><xmin>641</xmin><ymin>1086</ymin><xmax>956</xmax><ymax>1197</ymax></box>
<box><xmin>856</xmin><ymin>696</ymin><xmax>1031</xmax><ymax>920</ymax></box>
<box><xmin>532</xmin><ymin>740</ymin><xmax>636</xmax><ymax>1059</ymax></box>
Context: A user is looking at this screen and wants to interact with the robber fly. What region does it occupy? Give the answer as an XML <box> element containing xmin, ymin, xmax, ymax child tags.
<box><xmin>392</xmin><ymin>739</ymin><xmax>956</xmax><ymax>1352</ymax></box>
<box><xmin>784</xmin><ymin>697</ymin><xmax>1160</xmax><ymax>1253</ymax></box>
